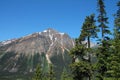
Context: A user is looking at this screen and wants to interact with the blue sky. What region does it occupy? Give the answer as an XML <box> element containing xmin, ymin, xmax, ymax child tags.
<box><xmin>0</xmin><ymin>0</ymin><xmax>118</xmax><ymax>41</ymax></box>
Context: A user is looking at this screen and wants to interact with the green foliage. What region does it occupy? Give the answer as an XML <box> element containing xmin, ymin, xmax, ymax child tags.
<box><xmin>69</xmin><ymin>14</ymin><xmax>99</xmax><ymax>80</ymax></box>
<box><xmin>96</xmin><ymin>0</ymin><xmax>111</xmax><ymax>80</ymax></box>
<box><xmin>32</xmin><ymin>64</ymin><xmax>43</xmax><ymax>80</ymax></box>
<box><xmin>70</xmin><ymin>61</ymin><xmax>92</xmax><ymax>80</ymax></box>
<box><xmin>95</xmin><ymin>40</ymin><xmax>112</xmax><ymax>80</ymax></box>
<box><xmin>97</xmin><ymin>0</ymin><xmax>111</xmax><ymax>40</ymax></box>
<box><xmin>32</xmin><ymin>63</ymin><xmax>56</xmax><ymax>80</ymax></box>
<box><xmin>114</xmin><ymin>1</ymin><xmax>120</xmax><ymax>39</ymax></box>
<box><xmin>61</xmin><ymin>68</ymin><xmax>73</xmax><ymax>80</ymax></box>
<box><xmin>79</xmin><ymin>14</ymin><xmax>98</xmax><ymax>41</ymax></box>
<box><xmin>70</xmin><ymin>43</ymin><xmax>86</xmax><ymax>58</ymax></box>
<box><xmin>106</xmin><ymin>39</ymin><xmax>120</xmax><ymax>79</ymax></box>
<box><xmin>70</xmin><ymin>15</ymin><xmax>95</xmax><ymax>80</ymax></box>
<box><xmin>47</xmin><ymin>64</ymin><xmax>56</xmax><ymax>80</ymax></box>
<box><xmin>95</xmin><ymin>1</ymin><xmax>120</xmax><ymax>80</ymax></box>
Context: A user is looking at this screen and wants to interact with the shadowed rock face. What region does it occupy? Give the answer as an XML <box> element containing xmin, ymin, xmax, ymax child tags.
<box><xmin>0</xmin><ymin>28</ymin><xmax>74</xmax><ymax>80</ymax></box>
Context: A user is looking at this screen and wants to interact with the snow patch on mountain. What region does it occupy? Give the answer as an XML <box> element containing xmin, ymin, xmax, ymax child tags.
<box><xmin>59</xmin><ymin>33</ymin><xmax>65</xmax><ymax>35</ymax></box>
<box><xmin>43</xmin><ymin>30</ymin><xmax>47</xmax><ymax>32</ymax></box>
<box><xmin>39</xmin><ymin>32</ymin><xmax>41</xmax><ymax>34</ymax></box>
<box><xmin>1</xmin><ymin>39</ymin><xmax>16</xmax><ymax>46</ymax></box>
<box><xmin>49</xmin><ymin>34</ymin><xmax>53</xmax><ymax>41</ymax></box>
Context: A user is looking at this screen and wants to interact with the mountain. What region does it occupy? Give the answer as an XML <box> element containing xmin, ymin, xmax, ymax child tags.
<box><xmin>0</xmin><ymin>28</ymin><xmax>74</xmax><ymax>80</ymax></box>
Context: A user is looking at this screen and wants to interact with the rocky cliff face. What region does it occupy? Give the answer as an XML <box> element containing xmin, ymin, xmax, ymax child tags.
<box><xmin>0</xmin><ymin>28</ymin><xmax>74</xmax><ymax>80</ymax></box>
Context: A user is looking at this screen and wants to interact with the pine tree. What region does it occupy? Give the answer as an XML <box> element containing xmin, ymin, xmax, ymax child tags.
<box><xmin>111</xmin><ymin>1</ymin><xmax>120</xmax><ymax>79</ymax></box>
<box><xmin>107</xmin><ymin>1</ymin><xmax>120</xmax><ymax>79</ymax></box>
<box><xmin>61</xmin><ymin>68</ymin><xmax>67</xmax><ymax>80</ymax></box>
<box><xmin>96</xmin><ymin>0</ymin><xmax>111</xmax><ymax>80</ymax></box>
<box><xmin>70</xmin><ymin>38</ymin><xmax>90</xmax><ymax>80</ymax></box>
<box><xmin>47</xmin><ymin>64</ymin><xmax>56</xmax><ymax>80</ymax></box>
<box><xmin>70</xmin><ymin>14</ymin><xmax>98</xmax><ymax>80</ymax></box>
<box><xmin>32</xmin><ymin>64</ymin><xmax>43</xmax><ymax>80</ymax></box>
<box><xmin>80</xmin><ymin>14</ymin><xmax>98</xmax><ymax>80</ymax></box>
<box><xmin>70</xmin><ymin>60</ymin><xmax>92</xmax><ymax>80</ymax></box>
<box><xmin>107</xmin><ymin>40</ymin><xmax>120</xmax><ymax>80</ymax></box>
<box><xmin>97</xmin><ymin>0</ymin><xmax>111</xmax><ymax>41</ymax></box>
<box><xmin>80</xmin><ymin>14</ymin><xmax>98</xmax><ymax>61</ymax></box>
<box><xmin>61</xmin><ymin>68</ymin><xmax>73</xmax><ymax>80</ymax></box>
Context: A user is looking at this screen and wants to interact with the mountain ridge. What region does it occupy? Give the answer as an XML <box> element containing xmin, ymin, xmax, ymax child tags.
<box><xmin>0</xmin><ymin>28</ymin><xmax>74</xmax><ymax>54</ymax></box>
<box><xmin>0</xmin><ymin>28</ymin><xmax>74</xmax><ymax>80</ymax></box>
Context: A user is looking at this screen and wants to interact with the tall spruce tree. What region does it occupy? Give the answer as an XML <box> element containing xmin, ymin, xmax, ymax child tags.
<box><xmin>70</xmin><ymin>14</ymin><xmax>98</xmax><ymax>80</ymax></box>
<box><xmin>70</xmin><ymin>32</ymin><xmax>90</xmax><ymax>80</ymax></box>
<box><xmin>80</xmin><ymin>14</ymin><xmax>98</xmax><ymax>61</ymax></box>
<box><xmin>97</xmin><ymin>0</ymin><xmax>111</xmax><ymax>40</ymax></box>
<box><xmin>107</xmin><ymin>1</ymin><xmax>120</xmax><ymax>79</ymax></box>
<box><xmin>112</xmin><ymin>1</ymin><xmax>120</xmax><ymax>79</ymax></box>
<box><xmin>96</xmin><ymin>0</ymin><xmax>111</xmax><ymax>80</ymax></box>
<box><xmin>80</xmin><ymin>14</ymin><xmax>98</xmax><ymax>80</ymax></box>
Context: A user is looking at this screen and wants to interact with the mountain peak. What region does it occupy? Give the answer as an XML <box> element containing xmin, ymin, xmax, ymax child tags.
<box><xmin>42</xmin><ymin>28</ymin><xmax>58</xmax><ymax>33</ymax></box>
<box><xmin>0</xmin><ymin>28</ymin><xmax>68</xmax><ymax>47</ymax></box>
<box><xmin>38</xmin><ymin>28</ymin><xmax>65</xmax><ymax>36</ymax></box>
<box><xmin>46</xmin><ymin>28</ymin><xmax>56</xmax><ymax>31</ymax></box>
